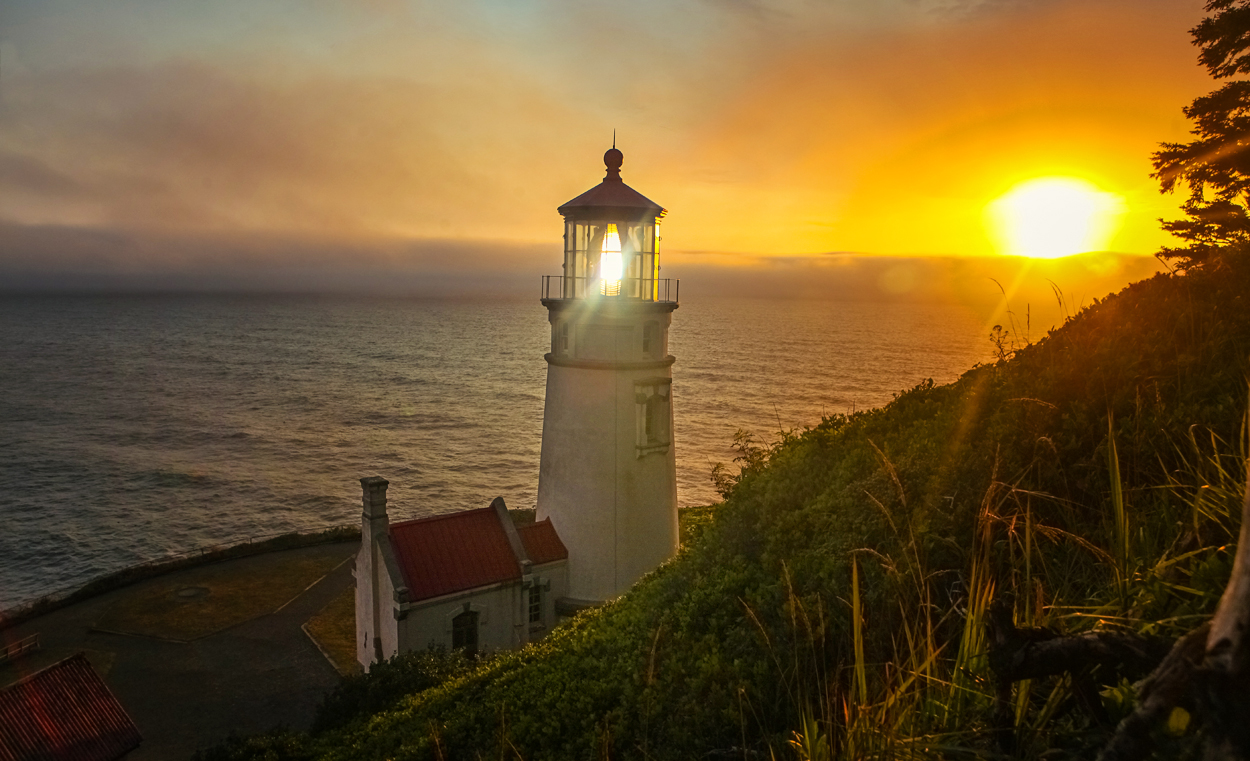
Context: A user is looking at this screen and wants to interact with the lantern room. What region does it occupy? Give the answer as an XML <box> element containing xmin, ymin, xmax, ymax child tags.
<box><xmin>544</xmin><ymin>147</ymin><xmax>673</xmax><ymax>302</ymax></box>
<box><xmin>536</xmin><ymin>144</ymin><xmax>680</xmax><ymax>605</ymax></box>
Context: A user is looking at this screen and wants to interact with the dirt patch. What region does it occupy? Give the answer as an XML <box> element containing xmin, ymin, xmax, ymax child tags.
<box><xmin>95</xmin><ymin>553</ymin><xmax>345</xmax><ymax>641</ymax></box>
<box><xmin>304</xmin><ymin>586</ymin><xmax>359</xmax><ymax>677</ymax></box>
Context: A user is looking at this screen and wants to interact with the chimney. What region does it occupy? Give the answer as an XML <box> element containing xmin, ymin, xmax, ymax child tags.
<box><xmin>359</xmin><ymin>475</ymin><xmax>390</xmax><ymax>670</ymax></box>
<box><xmin>361</xmin><ymin>476</ymin><xmax>390</xmax><ymax>522</ymax></box>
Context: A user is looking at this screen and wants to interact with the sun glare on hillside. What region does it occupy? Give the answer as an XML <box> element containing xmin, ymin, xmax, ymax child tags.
<box><xmin>986</xmin><ymin>177</ymin><xmax>1126</xmax><ymax>259</ymax></box>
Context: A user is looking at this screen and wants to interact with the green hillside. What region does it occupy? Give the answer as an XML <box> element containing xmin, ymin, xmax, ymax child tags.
<box><xmin>202</xmin><ymin>260</ymin><xmax>1250</xmax><ymax>760</ymax></box>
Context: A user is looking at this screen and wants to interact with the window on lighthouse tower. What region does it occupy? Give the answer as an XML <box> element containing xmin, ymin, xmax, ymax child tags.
<box><xmin>635</xmin><ymin>380</ymin><xmax>672</xmax><ymax>455</ymax></box>
<box><xmin>642</xmin><ymin>322</ymin><xmax>658</xmax><ymax>357</ymax></box>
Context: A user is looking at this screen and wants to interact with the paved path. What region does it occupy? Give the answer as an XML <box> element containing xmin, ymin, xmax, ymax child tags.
<box><xmin>0</xmin><ymin>542</ymin><xmax>357</xmax><ymax>760</ymax></box>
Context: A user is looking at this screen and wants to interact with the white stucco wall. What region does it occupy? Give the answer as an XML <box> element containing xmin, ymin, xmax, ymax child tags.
<box><xmin>528</xmin><ymin>560</ymin><xmax>569</xmax><ymax>638</ymax></box>
<box><xmin>353</xmin><ymin>553</ymin><xmax>372</xmax><ymax>669</ymax></box>
<box><xmin>395</xmin><ymin>560</ymin><xmax>569</xmax><ymax>654</ymax></box>
<box><xmin>398</xmin><ymin>582</ymin><xmax>517</xmax><ymax>654</ymax></box>
<box><xmin>356</xmin><ymin>531</ymin><xmax>403</xmax><ymax>670</ymax></box>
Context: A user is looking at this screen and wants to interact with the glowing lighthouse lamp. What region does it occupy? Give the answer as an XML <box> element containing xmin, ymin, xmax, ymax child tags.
<box><xmin>599</xmin><ymin>224</ymin><xmax>623</xmax><ymax>296</ymax></box>
<box><xmin>537</xmin><ymin>145</ymin><xmax>679</xmax><ymax>608</ymax></box>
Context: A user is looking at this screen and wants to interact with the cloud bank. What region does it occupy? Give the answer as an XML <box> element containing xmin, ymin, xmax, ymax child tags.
<box><xmin>0</xmin><ymin>0</ymin><xmax>1207</xmax><ymax>297</ymax></box>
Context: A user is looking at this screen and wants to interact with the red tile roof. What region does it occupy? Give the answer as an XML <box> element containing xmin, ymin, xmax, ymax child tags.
<box><xmin>389</xmin><ymin>509</ymin><xmax>569</xmax><ymax>603</ymax></box>
<box><xmin>390</xmin><ymin>508</ymin><xmax>520</xmax><ymax>602</ymax></box>
<box><xmin>518</xmin><ymin>520</ymin><xmax>568</xmax><ymax>566</ymax></box>
<box><xmin>0</xmin><ymin>653</ymin><xmax>141</xmax><ymax>761</ymax></box>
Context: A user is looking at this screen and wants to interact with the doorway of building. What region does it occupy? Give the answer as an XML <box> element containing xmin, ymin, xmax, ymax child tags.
<box><xmin>452</xmin><ymin>610</ymin><xmax>479</xmax><ymax>656</ymax></box>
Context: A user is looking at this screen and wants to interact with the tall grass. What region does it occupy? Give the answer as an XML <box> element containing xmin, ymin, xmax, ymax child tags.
<box><xmin>776</xmin><ymin>419</ymin><xmax>1246</xmax><ymax>760</ymax></box>
<box><xmin>780</xmin><ymin>464</ymin><xmax>1006</xmax><ymax>760</ymax></box>
<box><xmin>1107</xmin><ymin>412</ymin><xmax>1131</xmax><ymax>613</ymax></box>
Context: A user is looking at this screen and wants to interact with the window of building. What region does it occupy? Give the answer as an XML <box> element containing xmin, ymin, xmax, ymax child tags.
<box><xmin>634</xmin><ymin>379</ymin><xmax>672</xmax><ymax>456</ymax></box>
<box><xmin>528</xmin><ymin>585</ymin><xmax>542</xmax><ymax>624</ymax></box>
<box><xmin>452</xmin><ymin>610</ymin><xmax>479</xmax><ymax>656</ymax></box>
<box><xmin>642</xmin><ymin>322</ymin><xmax>656</xmax><ymax>356</ymax></box>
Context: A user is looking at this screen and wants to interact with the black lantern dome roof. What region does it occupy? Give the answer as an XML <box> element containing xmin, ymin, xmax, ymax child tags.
<box><xmin>557</xmin><ymin>148</ymin><xmax>666</xmax><ymax>221</ymax></box>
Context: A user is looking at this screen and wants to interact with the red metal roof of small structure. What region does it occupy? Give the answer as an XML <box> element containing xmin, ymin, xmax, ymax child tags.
<box><xmin>557</xmin><ymin>148</ymin><xmax>665</xmax><ymax>220</ymax></box>
<box><xmin>390</xmin><ymin>507</ymin><xmax>520</xmax><ymax>602</ymax></box>
<box><xmin>517</xmin><ymin>519</ymin><xmax>568</xmax><ymax>566</ymax></box>
<box><xmin>0</xmin><ymin>653</ymin><xmax>142</xmax><ymax>761</ymax></box>
<box><xmin>389</xmin><ymin>508</ymin><xmax>568</xmax><ymax>604</ymax></box>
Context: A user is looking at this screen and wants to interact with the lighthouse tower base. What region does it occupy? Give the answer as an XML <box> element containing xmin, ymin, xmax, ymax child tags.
<box><xmin>536</xmin><ymin>299</ymin><xmax>678</xmax><ymax>603</ymax></box>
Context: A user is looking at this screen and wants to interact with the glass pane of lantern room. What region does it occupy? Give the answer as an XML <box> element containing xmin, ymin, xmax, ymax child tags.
<box><xmin>652</xmin><ymin>221</ymin><xmax>662</xmax><ymax>300</ymax></box>
<box><xmin>589</xmin><ymin>223</ymin><xmax>604</xmax><ymax>294</ymax></box>
<box><xmin>639</xmin><ymin>222</ymin><xmax>656</xmax><ymax>300</ymax></box>
<box><xmin>564</xmin><ymin>221</ymin><xmax>576</xmax><ymax>298</ymax></box>
<box><xmin>575</xmin><ymin>222</ymin><xmax>593</xmax><ymax>298</ymax></box>
<box><xmin>621</xmin><ymin>224</ymin><xmax>640</xmax><ymax>298</ymax></box>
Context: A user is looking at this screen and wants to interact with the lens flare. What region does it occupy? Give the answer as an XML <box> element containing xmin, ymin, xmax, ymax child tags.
<box><xmin>986</xmin><ymin>177</ymin><xmax>1125</xmax><ymax>259</ymax></box>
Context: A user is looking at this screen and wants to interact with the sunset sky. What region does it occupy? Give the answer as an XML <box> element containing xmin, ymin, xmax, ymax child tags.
<box><xmin>0</xmin><ymin>0</ymin><xmax>1214</xmax><ymax>313</ymax></box>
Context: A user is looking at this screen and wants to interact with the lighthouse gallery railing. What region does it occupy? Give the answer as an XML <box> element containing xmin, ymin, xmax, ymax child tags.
<box><xmin>541</xmin><ymin>275</ymin><xmax>678</xmax><ymax>303</ymax></box>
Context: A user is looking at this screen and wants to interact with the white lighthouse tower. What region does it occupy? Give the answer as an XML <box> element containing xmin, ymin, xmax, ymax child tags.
<box><xmin>536</xmin><ymin>146</ymin><xmax>679</xmax><ymax>607</ymax></box>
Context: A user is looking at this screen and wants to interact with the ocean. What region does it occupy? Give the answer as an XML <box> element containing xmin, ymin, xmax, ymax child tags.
<box><xmin>0</xmin><ymin>294</ymin><xmax>988</xmax><ymax>610</ymax></box>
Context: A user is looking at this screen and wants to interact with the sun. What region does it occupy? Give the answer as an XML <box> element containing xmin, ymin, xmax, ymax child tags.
<box><xmin>985</xmin><ymin>177</ymin><xmax>1126</xmax><ymax>259</ymax></box>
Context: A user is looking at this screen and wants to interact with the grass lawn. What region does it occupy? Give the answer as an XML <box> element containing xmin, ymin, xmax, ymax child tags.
<box><xmin>304</xmin><ymin>586</ymin><xmax>359</xmax><ymax>677</ymax></box>
<box><xmin>95</xmin><ymin>552</ymin><xmax>347</xmax><ymax>641</ymax></box>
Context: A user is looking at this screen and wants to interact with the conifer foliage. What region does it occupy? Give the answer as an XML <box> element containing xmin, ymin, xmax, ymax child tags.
<box><xmin>1154</xmin><ymin>0</ymin><xmax>1250</xmax><ymax>270</ymax></box>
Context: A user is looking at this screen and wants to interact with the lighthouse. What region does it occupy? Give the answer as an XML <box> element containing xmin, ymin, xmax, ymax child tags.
<box><xmin>536</xmin><ymin>146</ymin><xmax>679</xmax><ymax>607</ymax></box>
